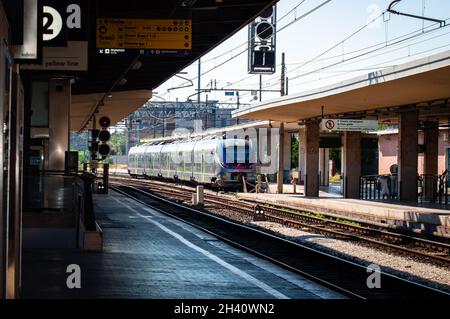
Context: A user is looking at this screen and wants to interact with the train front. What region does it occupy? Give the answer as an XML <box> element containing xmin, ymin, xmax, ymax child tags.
<box><xmin>216</xmin><ymin>139</ymin><xmax>256</xmax><ymax>190</ymax></box>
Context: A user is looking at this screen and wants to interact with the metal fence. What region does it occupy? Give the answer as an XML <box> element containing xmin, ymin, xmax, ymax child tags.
<box><xmin>417</xmin><ymin>174</ymin><xmax>449</xmax><ymax>205</ymax></box>
<box><xmin>360</xmin><ymin>174</ymin><xmax>398</xmax><ymax>200</ymax></box>
<box><xmin>360</xmin><ymin>173</ymin><xmax>449</xmax><ymax>205</ymax></box>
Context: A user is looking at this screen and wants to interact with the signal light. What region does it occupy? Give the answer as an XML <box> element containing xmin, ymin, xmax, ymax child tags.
<box><xmin>248</xmin><ymin>5</ymin><xmax>277</xmax><ymax>74</ymax></box>
<box><xmin>259</xmin><ymin>7</ymin><xmax>274</xmax><ymax>20</ymax></box>
<box><xmin>98</xmin><ymin>117</ymin><xmax>111</xmax><ymax>158</ymax></box>
<box><xmin>98</xmin><ymin>144</ymin><xmax>111</xmax><ymax>157</ymax></box>
<box><xmin>256</xmin><ymin>22</ymin><xmax>274</xmax><ymax>40</ymax></box>
<box><xmin>98</xmin><ymin>130</ymin><xmax>111</xmax><ymax>142</ymax></box>
<box><xmin>99</xmin><ymin>116</ymin><xmax>111</xmax><ymax>128</ymax></box>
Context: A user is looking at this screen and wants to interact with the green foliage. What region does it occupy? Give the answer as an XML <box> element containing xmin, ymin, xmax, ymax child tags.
<box><xmin>329</xmin><ymin>148</ymin><xmax>341</xmax><ymax>174</ymax></box>
<box><xmin>265</xmin><ymin>204</ymin><xmax>361</xmax><ymax>227</ymax></box>
<box><xmin>70</xmin><ymin>130</ymin><xmax>127</xmax><ymax>167</ymax></box>
<box><xmin>109</xmin><ymin>132</ymin><xmax>126</xmax><ymax>155</ymax></box>
<box><xmin>291</xmin><ymin>136</ymin><xmax>299</xmax><ymax>170</ymax></box>
<box><xmin>104</xmin><ymin>156</ymin><xmax>114</xmax><ymax>164</ymax></box>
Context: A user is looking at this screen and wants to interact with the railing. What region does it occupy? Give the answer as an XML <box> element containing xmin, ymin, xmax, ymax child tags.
<box><xmin>82</xmin><ymin>162</ymin><xmax>109</xmax><ymax>194</ymax></box>
<box><xmin>417</xmin><ymin>174</ymin><xmax>449</xmax><ymax>205</ymax></box>
<box><xmin>74</xmin><ymin>173</ymin><xmax>97</xmax><ymax>232</ymax></box>
<box><xmin>360</xmin><ymin>174</ymin><xmax>398</xmax><ymax>200</ymax></box>
<box><xmin>360</xmin><ymin>173</ymin><xmax>449</xmax><ymax>205</ymax></box>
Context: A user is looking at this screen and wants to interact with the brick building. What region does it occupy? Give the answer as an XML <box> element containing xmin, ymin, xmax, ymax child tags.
<box><xmin>378</xmin><ymin>127</ymin><xmax>450</xmax><ymax>175</ymax></box>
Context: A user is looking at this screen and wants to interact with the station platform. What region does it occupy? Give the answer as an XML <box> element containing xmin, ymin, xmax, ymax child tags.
<box><xmin>264</xmin><ymin>182</ymin><xmax>343</xmax><ymax>198</ymax></box>
<box><xmin>236</xmin><ymin>191</ymin><xmax>450</xmax><ymax>238</ymax></box>
<box><xmin>21</xmin><ymin>189</ymin><xmax>343</xmax><ymax>299</ymax></box>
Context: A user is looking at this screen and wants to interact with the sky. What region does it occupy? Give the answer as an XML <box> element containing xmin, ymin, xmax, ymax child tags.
<box><xmin>152</xmin><ymin>0</ymin><xmax>450</xmax><ymax>107</ymax></box>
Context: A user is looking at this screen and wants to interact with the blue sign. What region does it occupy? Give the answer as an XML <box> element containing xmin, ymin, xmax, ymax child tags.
<box><xmin>30</xmin><ymin>156</ymin><xmax>41</xmax><ymax>166</ymax></box>
<box><xmin>225</xmin><ymin>91</ymin><xmax>235</xmax><ymax>96</ymax></box>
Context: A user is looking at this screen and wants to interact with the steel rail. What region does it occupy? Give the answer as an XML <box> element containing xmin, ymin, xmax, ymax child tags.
<box><xmin>109</xmin><ymin>184</ymin><xmax>450</xmax><ymax>299</ymax></box>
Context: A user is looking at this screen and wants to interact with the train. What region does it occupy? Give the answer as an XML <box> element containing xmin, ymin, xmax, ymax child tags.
<box><xmin>128</xmin><ymin>136</ymin><xmax>256</xmax><ymax>189</ymax></box>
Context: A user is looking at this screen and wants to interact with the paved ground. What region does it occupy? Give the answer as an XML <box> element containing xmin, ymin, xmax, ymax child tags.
<box><xmin>21</xmin><ymin>190</ymin><xmax>343</xmax><ymax>299</ymax></box>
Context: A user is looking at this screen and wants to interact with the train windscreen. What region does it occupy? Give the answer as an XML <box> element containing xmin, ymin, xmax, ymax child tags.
<box><xmin>222</xmin><ymin>143</ymin><xmax>253</xmax><ymax>165</ymax></box>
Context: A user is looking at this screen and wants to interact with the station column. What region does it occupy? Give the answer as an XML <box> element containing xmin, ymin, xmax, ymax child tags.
<box><xmin>398</xmin><ymin>110</ymin><xmax>419</xmax><ymax>202</ymax></box>
<box><xmin>342</xmin><ymin>132</ymin><xmax>361</xmax><ymax>198</ymax></box>
<box><xmin>319</xmin><ymin>148</ymin><xmax>330</xmax><ymax>187</ymax></box>
<box><xmin>304</xmin><ymin>121</ymin><xmax>320</xmax><ymax>197</ymax></box>
<box><xmin>48</xmin><ymin>78</ymin><xmax>71</xmax><ymax>171</ymax></box>
<box><xmin>298</xmin><ymin>128</ymin><xmax>306</xmax><ymax>183</ymax></box>
<box><xmin>423</xmin><ymin>121</ymin><xmax>439</xmax><ymax>202</ymax></box>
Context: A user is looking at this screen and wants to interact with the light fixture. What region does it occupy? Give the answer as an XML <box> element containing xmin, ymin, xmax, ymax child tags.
<box><xmin>181</xmin><ymin>0</ymin><xmax>197</xmax><ymax>7</ymax></box>
<box><xmin>131</xmin><ymin>60</ymin><xmax>143</xmax><ymax>71</ymax></box>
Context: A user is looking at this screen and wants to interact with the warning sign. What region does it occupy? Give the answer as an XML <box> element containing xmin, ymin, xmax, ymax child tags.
<box><xmin>321</xmin><ymin>119</ymin><xmax>378</xmax><ymax>132</ymax></box>
<box><xmin>96</xmin><ymin>18</ymin><xmax>192</xmax><ymax>51</ymax></box>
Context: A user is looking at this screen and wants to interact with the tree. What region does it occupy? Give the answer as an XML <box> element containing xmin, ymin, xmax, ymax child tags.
<box><xmin>291</xmin><ymin>136</ymin><xmax>299</xmax><ymax>170</ymax></box>
<box><xmin>109</xmin><ymin>132</ymin><xmax>126</xmax><ymax>155</ymax></box>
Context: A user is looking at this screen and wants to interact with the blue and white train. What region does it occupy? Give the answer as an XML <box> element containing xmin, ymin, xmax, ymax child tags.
<box><xmin>128</xmin><ymin>136</ymin><xmax>256</xmax><ymax>189</ymax></box>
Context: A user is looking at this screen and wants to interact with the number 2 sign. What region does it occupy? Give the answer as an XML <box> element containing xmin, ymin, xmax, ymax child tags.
<box><xmin>41</xmin><ymin>2</ymin><xmax>82</xmax><ymax>46</ymax></box>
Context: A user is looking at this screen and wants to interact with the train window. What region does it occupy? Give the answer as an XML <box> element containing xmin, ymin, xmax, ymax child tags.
<box><xmin>223</xmin><ymin>143</ymin><xmax>251</xmax><ymax>165</ymax></box>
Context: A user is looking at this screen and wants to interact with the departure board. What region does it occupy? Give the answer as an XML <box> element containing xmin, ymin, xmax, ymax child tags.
<box><xmin>96</xmin><ymin>18</ymin><xmax>192</xmax><ymax>56</ymax></box>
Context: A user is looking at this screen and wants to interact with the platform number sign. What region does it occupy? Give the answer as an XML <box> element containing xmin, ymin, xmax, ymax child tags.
<box><xmin>43</xmin><ymin>6</ymin><xmax>63</xmax><ymax>42</ymax></box>
<box><xmin>41</xmin><ymin>1</ymin><xmax>82</xmax><ymax>46</ymax></box>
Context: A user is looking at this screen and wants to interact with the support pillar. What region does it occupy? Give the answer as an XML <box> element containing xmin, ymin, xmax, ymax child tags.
<box><xmin>304</xmin><ymin>122</ymin><xmax>320</xmax><ymax>197</ymax></box>
<box><xmin>298</xmin><ymin>128</ymin><xmax>306</xmax><ymax>183</ymax></box>
<box><xmin>6</xmin><ymin>67</ymin><xmax>24</xmax><ymax>299</ymax></box>
<box><xmin>398</xmin><ymin>110</ymin><xmax>419</xmax><ymax>202</ymax></box>
<box><xmin>277</xmin><ymin>123</ymin><xmax>285</xmax><ymax>194</ymax></box>
<box><xmin>342</xmin><ymin>132</ymin><xmax>362</xmax><ymax>199</ymax></box>
<box><xmin>319</xmin><ymin>148</ymin><xmax>330</xmax><ymax>187</ymax></box>
<box><xmin>423</xmin><ymin>121</ymin><xmax>439</xmax><ymax>202</ymax></box>
<box><xmin>48</xmin><ymin>78</ymin><xmax>71</xmax><ymax>171</ymax></box>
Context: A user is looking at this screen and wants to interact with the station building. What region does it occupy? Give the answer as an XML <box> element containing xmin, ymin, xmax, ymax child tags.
<box><xmin>0</xmin><ymin>0</ymin><xmax>277</xmax><ymax>299</ymax></box>
<box><xmin>233</xmin><ymin>50</ymin><xmax>450</xmax><ymax>203</ymax></box>
<box><xmin>378</xmin><ymin>127</ymin><xmax>450</xmax><ymax>176</ymax></box>
<box><xmin>1</xmin><ymin>0</ymin><xmax>449</xmax><ymax>300</ymax></box>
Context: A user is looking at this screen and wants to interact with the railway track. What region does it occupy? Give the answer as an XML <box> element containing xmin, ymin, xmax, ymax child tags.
<box><xmin>109</xmin><ymin>176</ymin><xmax>450</xmax><ymax>266</ymax></box>
<box><xmin>109</xmin><ymin>183</ymin><xmax>449</xmax><ymax>299</ymax></box>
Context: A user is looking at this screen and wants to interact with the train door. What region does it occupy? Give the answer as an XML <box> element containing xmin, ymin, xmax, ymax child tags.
<box><xmin>175</xmin><ymin>143</ymin><xmax>184</xmax><ymax>179</ymax></box>
<box><xmin>192</xmin><ymin>140</ymin><xmax>200</xmax><ymax>182</ymax></box>
<box><xmin>201</xmin><ymin>147</ymin><xmax>206</xmax><ymax>183</ymax></box>
<box><xmin>145</xmin><ymin>146</ymin><xmax>152</xmax><ymax>176</ymax></box>
<box><xmin>189</xmin><ymin>142</ymin><xmax>195</xmax><ymax>181</ymax></box>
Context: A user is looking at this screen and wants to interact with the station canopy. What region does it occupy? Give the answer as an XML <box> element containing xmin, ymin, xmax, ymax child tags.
<box><xmin>21</xmin><ymin>0</ymin><xmax>277</xmax><ymax>131</ymax></box>
<box><xmin>233</xmin><ymin>50</ymin><xmax>450</xmax><ymax>125</ymax></box>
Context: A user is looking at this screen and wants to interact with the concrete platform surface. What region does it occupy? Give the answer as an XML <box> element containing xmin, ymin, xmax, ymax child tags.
<box><xmin>21</xmin><ymin>190</ymin><xmax>343</xmax><ymax>299</ymax></box>
<box><xmin>236</xmin><ymin>193</ymin><xmax>450</xmax><ymax>237</ymax></box>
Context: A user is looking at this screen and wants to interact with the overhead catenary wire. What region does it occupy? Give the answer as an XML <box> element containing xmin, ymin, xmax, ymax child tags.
<box><xmin>183</xmin><ymin>0</ymin><xmax>333</xmax><ymax>98</ymax></box>
<box><xmin>287</xmin><ymin>39</ymin><xmax>450</xmax><ymax>90</ymax></box>
<box><xmin>157</xmin><ymin>0</ymin><xmax>333</xmax><ymax>99</ymax></box>
<box><xmin>237</xmin><ymin>17</ymin><xmax>450</xmax><ymax>99</ymax></box>
<box><xmin>276</xmin><ymin>20</ymin><xmax>450</xmax><ymax>84</ymax></box>
<box><xmin>200</xmin><ymin>0</ymin><xmax>309</xmax><ymax>65</ymax></box>
<box><xmin>237</xmin><ymin>41</ymin><xmax>450</xmax><ymax>101</ymax></box>
<box><xmin>223</xmin><ymin>17</ymin><xmax>448</xmax><ymax>91</ymax></box>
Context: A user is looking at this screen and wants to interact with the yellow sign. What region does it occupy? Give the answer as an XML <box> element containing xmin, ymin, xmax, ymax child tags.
<box><xmin>96</xmin><ymin>18</ymin><xmax>192</xmax><ymax>50</ymax></box>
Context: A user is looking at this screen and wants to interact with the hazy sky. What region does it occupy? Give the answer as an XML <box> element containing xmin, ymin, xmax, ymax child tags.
<box><xmin>153</xmin><ymin>0</ymin><xmax>450</xmax><ymax>106</ymax></box>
